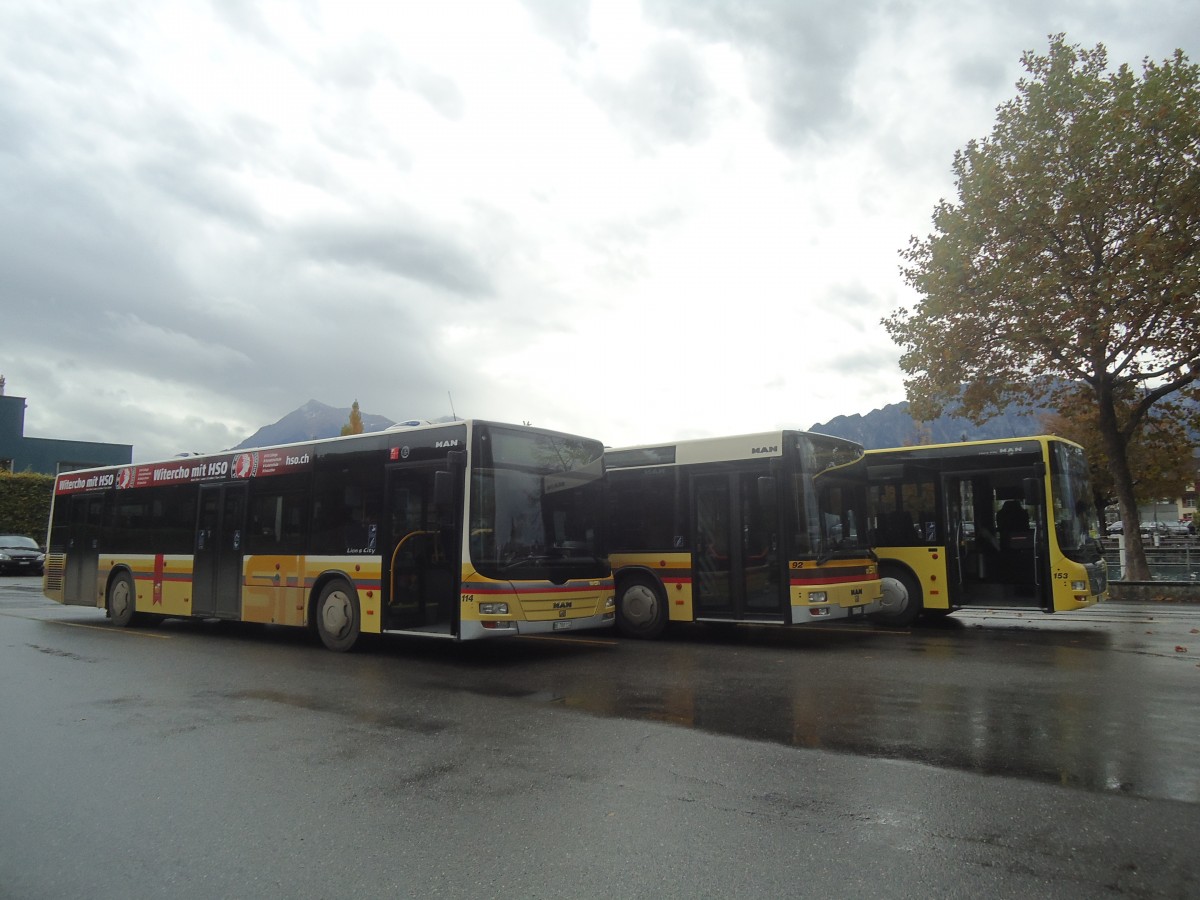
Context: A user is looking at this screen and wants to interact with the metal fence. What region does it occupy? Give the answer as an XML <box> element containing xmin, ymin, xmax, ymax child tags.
<box><xmin>1105</xmin><ymin>537</ymin><xmax>1200</xmax><ymax>582</ymax></box>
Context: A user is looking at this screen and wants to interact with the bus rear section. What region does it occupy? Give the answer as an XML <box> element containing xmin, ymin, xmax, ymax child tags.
<box><xmin>866</xmin><ymin>436</ymin><xmax>1107</xmax><ymax>626</ymax></box>
<box><xmin>605</xmin><ymin>430</ymin><xmax>881</xmax><ymax>638</ymax></box>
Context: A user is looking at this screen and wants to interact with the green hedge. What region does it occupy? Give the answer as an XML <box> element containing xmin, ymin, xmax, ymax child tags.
<box><xmin>0</xmin><ymin>471</ymin><xmax>54</xmax><ymax>542</ymax></box>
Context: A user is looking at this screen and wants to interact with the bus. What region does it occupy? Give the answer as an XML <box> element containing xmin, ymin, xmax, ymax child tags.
<box><xmin>604</xmin><ymin>430</ymin><xmax>882</xmax><ymax>638</ymax></box>
<box><xmin>865</xmin><ymin>435</ymin><xmax>1108</xmax><ymax>626</ymax></box>
<box><xmin>43</xmin><ymin>420</ymin><xmax>614</xmax><ymax>650</ymax></box>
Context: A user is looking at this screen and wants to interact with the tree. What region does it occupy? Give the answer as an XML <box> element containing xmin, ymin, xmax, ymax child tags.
<box><xmin>340</xmin><ymin>400</ymin><xmax>364</xmax><ymax>436</ymax></box>
<box><xmin>887</xmin><ymin>36</ymin><xmax>1200</xmax><ymax>580</ymax></box>
<box><xmin>0</xmin><ymin>471</ymin><xmax>54</xmax><ymax>540</ymax></box>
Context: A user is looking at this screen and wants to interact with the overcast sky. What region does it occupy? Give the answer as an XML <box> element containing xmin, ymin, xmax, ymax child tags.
<box><xmin>2</xmin><ymin>1</ymin><xmax>1197</xmax><ymax>462</ymax></box>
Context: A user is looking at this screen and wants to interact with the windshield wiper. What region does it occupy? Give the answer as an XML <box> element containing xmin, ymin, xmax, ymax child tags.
<box><xmin>501</xmin><ymin>554</ymin><xmax>555</xmax><ymax>571</ymax></box>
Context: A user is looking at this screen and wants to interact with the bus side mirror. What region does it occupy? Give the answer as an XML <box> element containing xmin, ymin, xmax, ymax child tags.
<box><xmin>434</xmin><ymin>470</ymin><xmax>455</xmax><ymax>508</ymax></box>
<box><xmin>758</xmin><ymin>476</ymin><xmax>775</xmax><ymax>506</ymax></box>
<box><xmin>1022</xmin><ymin>477</ymin><xmax>1042</xmax><ymax>506</ymax></box>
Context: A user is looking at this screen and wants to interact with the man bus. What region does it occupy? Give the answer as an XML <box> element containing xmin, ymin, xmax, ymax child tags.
<box><xmin>44</xmin><ymin>420</ymin><xmax>614</xmax><ymax>650</ymax></box>
<box><xmin>865</xmin><ymin>435</ymin><xmax>1107</xmax><ymax>626</ymax></box>
<box><xmin>604</xmin><ymin>430</ymin><xmax>882</xmax><ymax>638</ymax></box>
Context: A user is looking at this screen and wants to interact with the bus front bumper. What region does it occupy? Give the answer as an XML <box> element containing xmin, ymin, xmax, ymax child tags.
<box><xmin>792</xmin><ymin>600</ymin><xmax>880</xmax><ymax>623</ymax></box>
<box><xmin>460</xmin><ymin>609</ymin><xmax>616</xmax><ymax>640</ymax></box>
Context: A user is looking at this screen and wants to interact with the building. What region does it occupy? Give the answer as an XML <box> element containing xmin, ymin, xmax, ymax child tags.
<box><xmin>0</xmin><ymin>379</ymin><xmax>132</xmax><ymax>475</ymax></box>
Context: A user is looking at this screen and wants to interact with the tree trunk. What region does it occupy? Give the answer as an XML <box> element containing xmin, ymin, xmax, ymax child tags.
<box><xmin>1094</xmin><ymin>386</ymin><xmax>1151</xmax><ymax>581</ymax></box>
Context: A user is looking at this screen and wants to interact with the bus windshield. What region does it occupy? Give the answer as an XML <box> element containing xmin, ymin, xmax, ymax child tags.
<box><xmin>470</xmin><ymin>425</ymin><xmax>607</xmax><ymax>582</ymax></box>
<box><xmin>1050</xmin><ymin>441</ymin><xmax>1104</xmax><ymax>564</ymax></box>
<box><xmin>792</xmin><ymin>435</ymin><xmax>870</xmax><ymax>557</ymax></box>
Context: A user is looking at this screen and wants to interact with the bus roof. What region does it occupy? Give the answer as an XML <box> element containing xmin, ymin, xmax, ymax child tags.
<box><xmin>865</xmin><ymin>434</ymin><xmax>1082</xmax><ymax>459</ymax></box>
<box><xmin>51</xmin><ymin>419</ymin><xmax>601</xmax><ymax>495</ymax></box>
<box><xmin>605</xmin><ymin>429</ymin><xmax>861</xmax><ymax>469</ymax></box>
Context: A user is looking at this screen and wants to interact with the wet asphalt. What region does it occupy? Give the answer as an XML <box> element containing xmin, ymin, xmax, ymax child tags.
<box><xmin>2</xmin><ymin>576</ymin><xmax>1198</xmax><ymax>898</ymax></box>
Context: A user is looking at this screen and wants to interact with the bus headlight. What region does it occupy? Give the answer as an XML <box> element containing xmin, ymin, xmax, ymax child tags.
<box><xmin>808</xmin><ymin>591</ymin><xmax>828</xmax><ymax>604</ymax></box>
<box><xmin>1071</xmin><ymin>581</ymin><xmax>1087</xmax><ymax>592</ymax></box>
<box><xmin>480</xmin><ymin>602</ymin><xmax>510</xmax><ymax>615</ymax></box>
<box><xmin>605</xmin><ymin>595</ymin><xmax>615</xmax><ymax>610</ymax></box>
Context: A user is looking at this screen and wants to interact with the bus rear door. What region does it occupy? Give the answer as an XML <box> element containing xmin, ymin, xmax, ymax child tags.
<box><xmin>64</xmin><ymin>492</ymin><xmax>106</xmax><ymax>605</ymax></box>
<box><xmin>193</xmin><ymin>482</ymin><xmax>247</xmax><ymax>619</ymax></box>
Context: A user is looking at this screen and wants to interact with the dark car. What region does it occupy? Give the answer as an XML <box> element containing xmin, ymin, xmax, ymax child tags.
<box><xmin>0</xmin><ymin>535</ymin><xmax>45</xmax><ymax>575</ymax></box>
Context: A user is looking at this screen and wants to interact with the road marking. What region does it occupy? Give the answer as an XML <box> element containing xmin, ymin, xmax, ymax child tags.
<box><xmin>518</xmin><ymin>634</ymin><xmax>619</xmax><ymax>647</ymax></box>
<box><xmin>0</xmin><ymin>611</ymin><xmax>172</xmax><ymax>638</ymax></box>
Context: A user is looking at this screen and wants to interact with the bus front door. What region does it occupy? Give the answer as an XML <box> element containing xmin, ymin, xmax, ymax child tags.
<box><xmin>692</xmin><ymin>472</ymin><xmax>781</xmax><ymax>621</ymax></box>
<box><xmin>383</xmin><ymin>465</ymin><xmax>459</xmax><ymax>635</ymax></box>
<box><xmin>945</xmin><ymin>472</ymin><xmax>1043</xmax><ymax>607</ymax></box>
<box><xmin>193</xmin><ymin>483</ymin><xmax>247</xmax><ymax>619</ymax></box>
<box><xmin>64</xmin><ymin>493</ymin><xmax>106</xmax><ymax>605</ymax></box>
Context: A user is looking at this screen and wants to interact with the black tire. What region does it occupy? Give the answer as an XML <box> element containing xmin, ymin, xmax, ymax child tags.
<box><xmin>107</xmin><ymin>572</ymin><xmax>139</xmax><ymax>627</ymax></box>
<box><xmin>315</xmin><ymin>580</ymin><xmax>361</xmax><ymax>652</ymax></box>
<box><xmin>616</xmin><ymin>574</ymin><xmax>668</xmax><ymax>639</ymax></box>
<box><xmin>872</xmin><ymin>566</ymin><xmax>923</xmax><ymax>627</ymax></box>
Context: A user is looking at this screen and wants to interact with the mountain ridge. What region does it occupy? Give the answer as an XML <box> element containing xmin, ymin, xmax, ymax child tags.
<box><xmin>809</xmin><ymin>400</ymin><xmax>1047</xmax><ymax>450</ymax></box>
<box><xmin>230</xmin><ymin>398</ymin><xmax>1053</xmax><ymax>453</ymax></box>
<box><xmin>232</xmin><ymin>399</ymin><xmax>399</xmax><ymax>450</ymax></box>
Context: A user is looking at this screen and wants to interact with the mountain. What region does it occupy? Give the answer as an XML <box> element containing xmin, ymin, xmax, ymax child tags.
<box><xmin>809</xmin><ymin>401</ymin><xmax>1047</xmax><ymax>450</ymax></box>
<box><xmin>235</xmin><ymin>393</ymin><xmax>1190</xmax><ymax>455</ymax></box>
<box><xmin>233</xmin><ymin>399</ymin><xmax>397</xmax><ymax>450</ymax></box>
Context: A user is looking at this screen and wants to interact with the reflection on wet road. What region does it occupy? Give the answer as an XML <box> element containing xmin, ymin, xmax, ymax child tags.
<box><xmin>5</xmin><ymin>579</ymin><xmax>1199</xmax><ymax>804</ymax></box>
<box><xmin>483</xmin><ymin>603</ymin><xmax>1200</xmax><ymax>803</ymax></box>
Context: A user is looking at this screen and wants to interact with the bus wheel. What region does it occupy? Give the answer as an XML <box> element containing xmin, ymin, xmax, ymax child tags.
<box><xmin>873</xmin><ymin>568</ymin><xmax>922</xmax><ymax>627</ymax></box>
<box><xmin>616</xmin><ymin>576</ymin><xmax>667</xmax><ymax>639</ymax></box>
<box><xmin>108</xmin><ymin>572</ymin><xmax>138</xmax><ymax>627</ymax></box>
<box><xmin>316</xmin><ymin>580</ymin><xmax>361</xmax><ymax>652</ymax></box>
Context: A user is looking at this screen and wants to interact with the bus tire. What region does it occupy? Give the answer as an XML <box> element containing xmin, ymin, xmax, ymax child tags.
<box><xmin>315</xmin><ymin>579</ymin><xmax>361</xmax><ymax>652</ymax></box>
<box><xmin>616</xmin><ymin>575</ymin><xmax>668</xmax><ymax>640</ymax></box>
<box><xmin>873</xmin><ymin>566</ymin><xmax>922</xmax><ymax>627</ymax></box>
<box><xmin>108</xmin><ymin>572</ymin><xmax>139</xmax><ymax>627</ymax></box>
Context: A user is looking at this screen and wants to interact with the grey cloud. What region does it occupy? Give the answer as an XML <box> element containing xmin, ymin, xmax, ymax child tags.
<box><xmin>293</xmin><ymin>221</ymin><xmax>495</xmax><ymax>296</ymax></box>
<box><xmin>0</xmin><ymin>2</ymin><xmax>133</xmax><ymax>84</ymax></box>
<box><xmin>208</xmin><ymin>0</ymin><xmax>284</xmax><ymax>48</ymax></box>
<box><xmin>0</xmin><ymin>86</ymin><xmax>38</xmax><ymax>156</ymax></box>
<box><xmin>138</xmin><ymin>159</ymin><xmax>265</xmax><ymax>229</ymax></box>
<box><xmin>520</xmin><ymin>0</ymin><xmax>593</xmax><ymax>50</ymax></box>
<box><xmin>0</xmin><ymin>167</ymin><xmax>195</xmax><ymax>328</ymax></box>
<box><xmin>317</xmin><ymin>37</ymin><xmax>466</xmax><ymax>120</ymax></box>
<box><xmin>646</xmin><ymin>0</ymin><xmax>883</xmax><ymax>146</ymax></box>
<box><xmin>591</xmin><ymin>39</ymin><xmax>717</xmax><ymax>146</ymax></box>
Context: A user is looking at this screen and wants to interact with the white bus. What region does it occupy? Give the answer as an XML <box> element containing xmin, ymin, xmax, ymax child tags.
<box><xmin>605</xmin><ymin>430</ymin><xmax>882</xmax><ymax>638</ymax></box>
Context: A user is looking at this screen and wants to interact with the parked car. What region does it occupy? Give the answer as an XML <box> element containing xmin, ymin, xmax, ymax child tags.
<box><xmin>0</xmin><ymin>535</ymin><xmax>45</xmax><ymax>575</ymax></box>
<box><xmin>1106</xmin><ymin>521</ymin><xmax>1124</xmax><ymax>535</ymax></box>
<box><xmin>1162</xmin><ymin>521</ymin><xmax>1192</xmax><ymax>537</ymax></box>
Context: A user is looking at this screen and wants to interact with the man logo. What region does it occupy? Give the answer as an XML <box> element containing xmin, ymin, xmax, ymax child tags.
<box><xmin>751</xmin><ymin>445</ymin><xmax>779</xmax><ymax>454</ymax></box>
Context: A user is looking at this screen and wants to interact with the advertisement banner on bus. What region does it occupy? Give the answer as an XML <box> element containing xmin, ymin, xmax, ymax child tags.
<box><xmin>54</xmin><ymin>447</ymin><xmax>315</xmax><ymax>495</ymax></box>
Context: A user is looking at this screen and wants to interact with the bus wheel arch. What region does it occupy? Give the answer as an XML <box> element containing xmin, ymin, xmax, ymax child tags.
<box><xmin>310</xmin><ymin>575</ymin><xmax>362</xmax><ymax>652</ymax></box>
<box><xmin>615</xmin><ymin>570</ymin><xmax>668</xmax><ymax>639</ymax></box>
<box><xmin>106</xmin><ymin>568</ymin><xmax>139</xmax><ymax>627</ymax></box>
<box><xmin>873</xmin><ymin>563</ymin><xmax>923</xmax><ymax>627</ymax></box>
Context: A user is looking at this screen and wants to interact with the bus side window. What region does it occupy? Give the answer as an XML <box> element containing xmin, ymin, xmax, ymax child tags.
<box><xmin>248</xmin><ymin>478</ymin><xmax>308</xmax><ymax>555</ymax></box>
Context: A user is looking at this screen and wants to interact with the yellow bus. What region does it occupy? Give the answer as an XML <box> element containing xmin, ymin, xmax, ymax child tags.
<box><xmin>604</xmin><ymin>430</ymin><xmax>882</xmax><ymax>638</ymax></box>
<box><xmin>44</xmin><ymin>420</ymin><xmax>614</xmax><ymax>650</ymax></box>
<box><xmin>865</xmin><ymin>435</ymin><xmax>1107</xmax><ymax>626</ymax></box>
